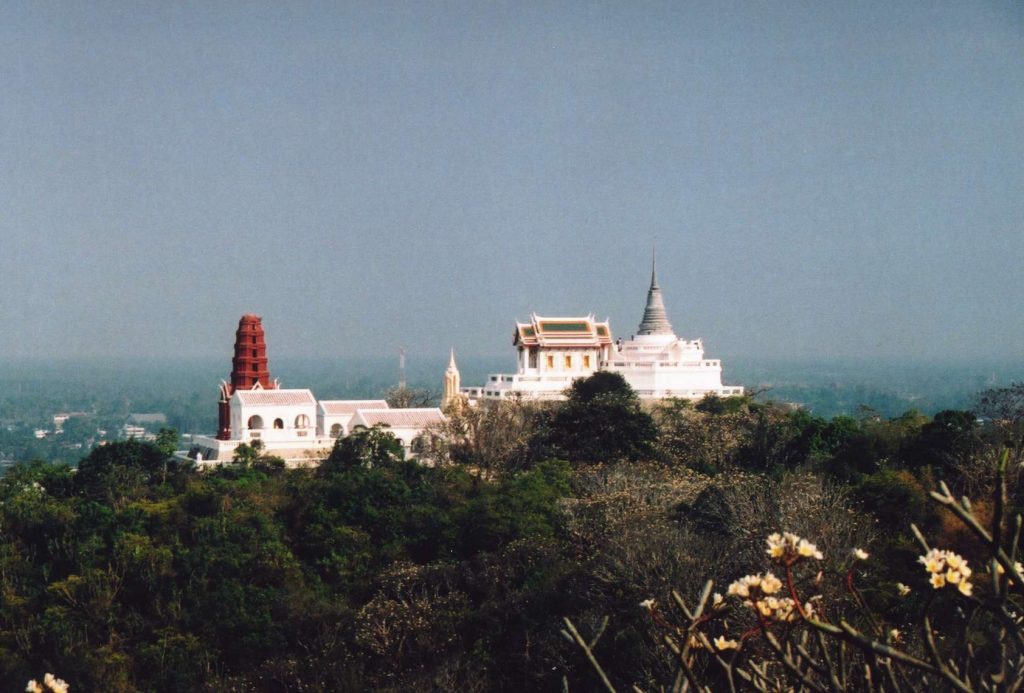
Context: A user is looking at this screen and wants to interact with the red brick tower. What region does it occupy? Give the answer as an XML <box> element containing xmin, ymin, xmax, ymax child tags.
<box><xmin>217</xmin><ymin>314</ymin><xmax>277</xmax><ymax>440</ymax></box>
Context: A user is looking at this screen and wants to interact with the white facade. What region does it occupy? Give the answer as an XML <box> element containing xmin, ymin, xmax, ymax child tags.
<box><xmin>230</xmin><ymin>389</ymin><xmax>319</xmax><ymax>443</ymax></box>
<box><xmin>349</xmin><ymin>408</ymin><xmax>446</xmax><ymax>457</ymax></box>
<box><xmin>462</xmin><ymin>263</ymin><xmax>743</xmax><ymax>402</ymax></box>
<box><xmin>185</xmin><ymin>393</ymin><xmax>443</xmax><ymax>467</ymax></box>
<box><xmin>607</xmin><ymin>334</ymin><xmax>743</xmax><ymax>399</ymax></box>
<box><xmin>460</xmin><ymin>314</ymin><xmax>612</xmax><ymax>401</ymax></box>
<box><xmin>318</xmin><ymin>399</ymin><xmax>390</xmax><ymax>438</ymax></box>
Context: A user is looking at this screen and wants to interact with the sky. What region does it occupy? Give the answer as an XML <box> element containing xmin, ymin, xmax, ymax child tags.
<box><xmin>1</xmin><ymin>1</ymin><xmax>1022</xmax><ymax>365</ymax></box>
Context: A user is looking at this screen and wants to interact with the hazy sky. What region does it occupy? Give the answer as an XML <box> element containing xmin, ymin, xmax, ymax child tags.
<box><xmin>2</xmin><ymin>2</ymin><xmax>1022</xmax><ymax>365</ymax></box>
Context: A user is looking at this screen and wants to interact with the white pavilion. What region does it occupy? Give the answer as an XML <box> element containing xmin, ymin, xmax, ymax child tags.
<box><xmin>460</xmin><ymin>262</ymin><xmax>744</xmax><ymax>402</ymax></box>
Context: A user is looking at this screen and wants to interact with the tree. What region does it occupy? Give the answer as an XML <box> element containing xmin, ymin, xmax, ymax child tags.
<box><xmin>974</xmin><ymin>382</ymin><xmax>1024</xmax><ymax>423</ymax></box>
<box><xmin>323</xmin><ymin>425</ymin><xmax>405</xmax><ymax>472</ymax></box>
<box><xmin>384</xmin><ymin>386</ymin><xmax>436</xmax><ymax>408</ymax></box>
<box><xmin>537</xmin><ymin>371</ymin><xmax>656</xmax><ymax>465</ymax></box>
<box><xmin>424</xmin><ymin>399</ymin><xmax>546</xmax><ymax>475</ymax></box>
<box><xmin>75</xmin><ymin>439</ymin><xmax>177</xmax><ymax>506</ymax></box>
<box><xmin>902</xmin><ymin>409</ymin><xmax>981</xmax><ymax>472</ymax></box>
<box><xmin>154</xmin><ymin>428</ymin><xmax>178</xmax><ymax>457</ymax></box>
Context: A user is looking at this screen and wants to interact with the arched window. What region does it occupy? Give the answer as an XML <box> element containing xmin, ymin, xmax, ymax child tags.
<box><xmin>248</xmin><ymin>415</ymin><xmax>264</xmax><ymax>430</ymax></box>
<box><xmin>273</xmin><ymin>418</ymin><xmax>284</xmax><ymax>429</ymax></box>
<box><xmin>295</xmin><ymin>414</ymin><xmax>310</xmax><ymax>428</ymax></box>
<box><xmin>330</xmin><ymin>423</ymin><xmax>342</xmax><ymax>438</ymax></box>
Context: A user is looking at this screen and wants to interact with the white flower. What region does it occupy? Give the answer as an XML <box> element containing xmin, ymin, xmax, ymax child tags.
<box><xmin>43</xmin><ymin>674</ymin><xmax>69</xmax><ymax>693</ymax></box>
<box><xmin>852</xmin><ymin>548</ymin><xmax>869</xmax><ymax>561</ymax></box>
<box><xmin>919</xmin><ymin>548</ymin><xmax>945</xmax><ymax>574</ymax></box>
<box><xmin>896</xmin><ymin>582</ymin><xmax>911</xmax><ymax>597</ymax></box>
<box><xmin>766</xmin><ymin>533</ymin><xmax>786</xmax><ymax>558</ymax></box>
<box><xmin>714</xmin><ymin>636</ymin><xmax>739</xmax><ymax>650</ymax></box>
<box><xmin>761</xmin><ymin>572</ymin><xmax>783</xmax><ymax>595</ymax></box>
<box><xmin>996</xmin><ymin>561</ymin><xmax>1024</xmax><ymax>576</ymax></box>
<box><xmin>920</xmin><ymin>549</ymin><xmax>972</xmax><ymax>596</ymax></box>
<box><xmin>26</xmin><ymin>681</ymin><xmax>43</xmax><ymax>693</ymax></box>
<box><xmin>712</xmin><ymin>592</ymin><xmax>724</xmax><ymax>607</ymax></box>
<box><xmin>727</xmin><ymin>574</ymin><xmax>762</xmax><ymax>598</ymax></box>
<box><xmin>890</xmin><ymin>628</ymin><xmax>901</xmax><ymax>642</ymax></box>
<box><xmin>640</xmin><ymin>598</ymin><xmax>656</xmax><ymax>610</ymax></box>
<box><xmin>766</xmin><ymin>532</ymin><xmax>824</xmax><ymax>562</ymax></box>
<box><xmin>797</xmin><ymin>539</ymin><xmax>824</xmax><ymax>560</ymax></box>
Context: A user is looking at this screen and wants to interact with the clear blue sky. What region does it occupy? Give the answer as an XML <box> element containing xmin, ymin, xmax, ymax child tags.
<box><xmin>1</xmin><ymin>2</ymin><xmax>1021</xmax><ymax>363</ymax></box>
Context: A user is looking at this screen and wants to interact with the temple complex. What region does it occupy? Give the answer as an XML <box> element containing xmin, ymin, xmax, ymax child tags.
<box><xmin>184</xmin><ymin>315</ymin><xmax>444</xmax><ymax>465</ymax></box>
<box><xmin>460</xmin><ymin>261</ymin><xmax>744</xmax><ymax>402</ymax></box>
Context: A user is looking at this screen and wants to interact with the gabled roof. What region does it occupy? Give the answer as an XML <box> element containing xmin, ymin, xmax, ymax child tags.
<box><xmin>233</xmin><ymin>389</ymin><xmax>317</xmax><ymax>407</ymax></box>
<box><xmin>514</xmin><ymin>314</ymin><xmax>613</xmax><ymax>347</ymax></box>
<box><xmin>352</xmin><ymin>408</ymin><xmax>445</xmax><ymax>429</ymax></box>
<box><xmin>318</xmin><ymin>399</ymin><xmax>389</xmax><ymax>416</ymax></box>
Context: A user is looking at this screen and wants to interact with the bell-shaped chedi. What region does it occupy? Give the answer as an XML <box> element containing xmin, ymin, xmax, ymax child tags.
<box><xmin>636</xmin><ymin>255</ymin><xmax>674</xmax><ymax>336</ymax></box>
<box><xmin>217</xmin><ymin>314</ymin><xmax>278</xmax><ymax>440</ymax></box>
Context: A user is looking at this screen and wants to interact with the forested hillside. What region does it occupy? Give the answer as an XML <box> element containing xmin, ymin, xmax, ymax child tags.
<box><xmin>3</xmin><ymin>374</ymin><xmax>1023</xmax><ymax>691</ymax></box>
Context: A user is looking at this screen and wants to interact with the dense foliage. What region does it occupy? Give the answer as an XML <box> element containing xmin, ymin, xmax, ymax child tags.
<box><xmin>3</xmin><ymin>374</ymin><xmax>1023</xmax><ymax>691</ymax></box>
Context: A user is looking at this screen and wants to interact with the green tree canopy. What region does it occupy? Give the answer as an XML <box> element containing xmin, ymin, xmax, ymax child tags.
<box><xmin>537</xmin><ymin>371</ymin><xmax>656</xmax><ymax>465</ymax></box>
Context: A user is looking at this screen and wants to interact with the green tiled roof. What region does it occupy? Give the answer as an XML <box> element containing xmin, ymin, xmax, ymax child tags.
<box><xmin>539</xmin><ymin>321</ymin><xmax>590</xmax><ymax>332</ymax></box>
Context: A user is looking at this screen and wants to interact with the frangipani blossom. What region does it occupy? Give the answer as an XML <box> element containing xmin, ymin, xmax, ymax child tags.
<box><xmin>765</xmin><ymin>532</ymin><xmax>824</xmax><ymax>563</ymax></box>
<box><xmin>714</xmin><ymin>636</ymin><xmax>739</xmax><ymax>650</ymax></box>
<box><xmin>920</xmin><ymin>548</ymin><xmax>972</xmax><ymax>596</ymax></box>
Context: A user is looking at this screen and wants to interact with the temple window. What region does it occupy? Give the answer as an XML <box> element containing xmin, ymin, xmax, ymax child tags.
<box><xmin>330</xmin><ymin>423</ymin><xmax>342</xmax><ymax>438</ymax></box>
<box><xmin>248</xmin><ymin>415</ymin><xmax>264</xmax><ymax>430</ymax></box>
<box><xmin>546</xmin><ymin>354</ymin><xmax>554</xmax><ymax>369</ymax></box>
<box><xmin>273</xmin><ymin>418</ymin><xmax>284</xmax><ymax>429</ymax></box>
<box><xmin>583</xmin><ymin>355</ymin><xmax>591</xmax><ymax>368</ymax></box>
<box><xmin>295</xmin><ymin>414</ymin><xmax>310</xmax><ymax>428</ymax></box>
<box><xmin>564</xmin><ymin>355</ymin><xmax>572</xmax><ymax>369</ymax></box>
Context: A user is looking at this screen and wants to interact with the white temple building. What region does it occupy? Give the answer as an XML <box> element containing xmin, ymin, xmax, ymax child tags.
<box><xmin>460</xmin><ymin>261</ymin><xmax>744</xmax><ymax>402</ymax></box>
<box><xmin>181</xmin><ymin>315</ymin><xmax>445</xmax><ymax>466</ymax></box>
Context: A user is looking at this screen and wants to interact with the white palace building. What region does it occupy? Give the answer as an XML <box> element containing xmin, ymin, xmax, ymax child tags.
<box><xmin>182</xmin><ymin>315</ymin><xmax>445</xmax><ymax>466</ymax></box>
<box><xmin>457</xmin><ymin>262</ymin><xmax>744</xmax><ymax>403</ymax></box>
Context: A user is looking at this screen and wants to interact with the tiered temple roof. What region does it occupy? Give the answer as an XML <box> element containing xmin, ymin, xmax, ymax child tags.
<box><xmin>514</xmin><ymin>314</ymin><xmax>613</xmax><ymax>348</ymax></box>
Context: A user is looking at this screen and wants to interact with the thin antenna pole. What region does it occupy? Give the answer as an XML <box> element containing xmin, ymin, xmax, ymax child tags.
<box><xmin>399</xmin><ymin>347</ymin><xmax>406</xmax><ymax>389</ymax></box>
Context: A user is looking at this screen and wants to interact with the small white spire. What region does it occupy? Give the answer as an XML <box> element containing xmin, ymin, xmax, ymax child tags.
<box><xmin>442</xmin><ymin>347</ymin><xmax>461</xmax><ymax>408</ymax></box>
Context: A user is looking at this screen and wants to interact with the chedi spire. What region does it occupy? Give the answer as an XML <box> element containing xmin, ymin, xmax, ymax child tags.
<box><xmin>231</xmin><ymin>314</ymin><xmax>275</xmax><ymax>391</ymax></box>
<box><xmin>637</xmin><ymin>255</ymin><xmax>674</xmax><ymax>336</ymax></box>
<box><xmin>217</xmin><ymin>314</ymin><xmax>277</xmax><ymax>440</ymax></box>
